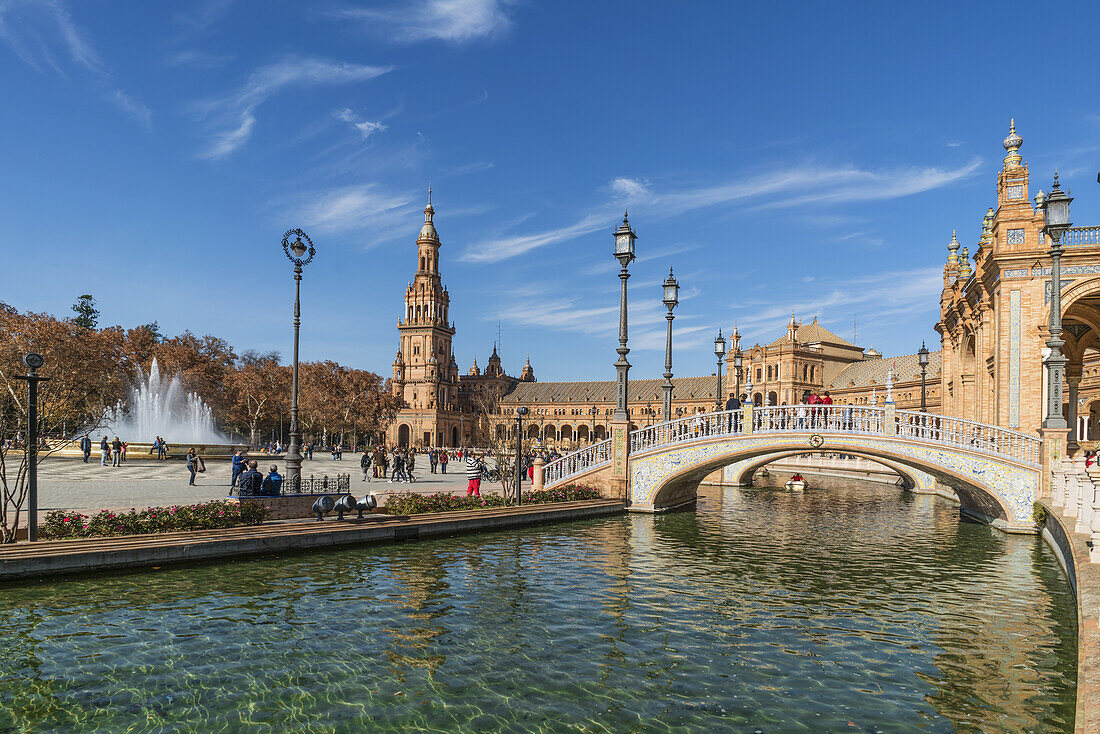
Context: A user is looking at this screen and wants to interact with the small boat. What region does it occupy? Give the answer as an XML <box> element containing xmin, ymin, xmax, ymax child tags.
<box><xmin>785</xmin><ymin>475</ymin><xmax>807</xmax><ymax>491</ymax></box>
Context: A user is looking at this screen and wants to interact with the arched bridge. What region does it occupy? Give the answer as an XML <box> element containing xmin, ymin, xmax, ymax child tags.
<box><xmin>542</xmin><ymin>404</ymin><xmax>1042</xmax><ymax>532</ymax></box>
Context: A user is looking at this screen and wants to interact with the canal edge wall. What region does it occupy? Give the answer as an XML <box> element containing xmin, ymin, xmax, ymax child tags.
<box><xmin>0</xmin><ymin>500</ymin><xmax>626</xmax><ymax>583</ymax></box>
<box><xmin>1038</xmin><ymin>499</ymin><xmax>1100</xmax><ymax>734</ymax></box>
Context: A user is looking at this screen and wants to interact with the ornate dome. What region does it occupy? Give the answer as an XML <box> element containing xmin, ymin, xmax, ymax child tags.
<box><xmin>418</xmin><ymin>188</ymin><xmax>439</xmax><ymax>242</ymax></box>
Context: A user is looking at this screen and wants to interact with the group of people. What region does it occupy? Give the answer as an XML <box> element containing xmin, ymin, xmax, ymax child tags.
<box><xmin>358</xmin><ymin>447</ymin><xmax>419</xmax><ymax>482</ymax></box>
<box><xmin>79</xmin><ymin>434</ymin><xmax>129</xmax><ymax>467</ymax></box>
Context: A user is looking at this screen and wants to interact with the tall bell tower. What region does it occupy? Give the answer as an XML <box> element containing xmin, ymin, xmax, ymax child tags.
<box><xmin>389</xmin><ymin>189</ymin><xmax>460</xmax><ymax>447</ymax></box>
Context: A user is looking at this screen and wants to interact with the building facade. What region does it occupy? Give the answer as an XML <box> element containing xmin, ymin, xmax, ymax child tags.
<box><xmin>937</xmin><ymin>121</ymin><xmax>1100</xmax><ymax>448</ymax></box>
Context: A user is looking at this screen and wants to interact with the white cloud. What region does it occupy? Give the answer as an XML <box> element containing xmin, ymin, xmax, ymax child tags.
<box><xmin>463</xmin><ymin>159</ymin><xmax>982</xmax><ymax>263</ymax></box>
<box><xmin>332</xmin><ymin>0</ymin><xmax>513</xmax><ymax>44</ymax></box>
<box><xmin>109</xmin><ymin>89</ymin><xmax>152</xmax><ymax>129</ymax></box>
<box><xmin>0</xmin><ymin>0</ymin><xmax>151</xmax><ymax>127</ymax></box>
<box><xmin>336</xmin><ymin>108</ymin><xmax>388</xmax><ymax>139</ymax></box>
<box><xmin>196</xmin><ymin>58</ymin><xmax>393</xmax><ymax>159</ymax></box>
<box><xmin>286</xmin><ymin>184</ymin><xmax>416</xmax><ymax>244</ymax></box>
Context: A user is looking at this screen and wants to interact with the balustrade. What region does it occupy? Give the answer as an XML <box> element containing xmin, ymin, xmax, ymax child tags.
<box><xmin>544</xmin><ymin>404</ymin><xmax>1041</xmax><ymax>486</ymax></box>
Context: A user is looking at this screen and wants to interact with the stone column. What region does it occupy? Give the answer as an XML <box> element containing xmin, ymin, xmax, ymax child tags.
<box><xmin>1067</xmin><ymin>369</ymin><xmax>1082</xmax><ymax>454</ymax></box>
<box><xmin>532</xmin><ymin>456</ymin><xmax>545</xmax><ymax>491</ymax></box>
<box><xmin>884</xmin><ymin>402</ymin><xmax>897</xmax><ymax>436</ymax></box>
<box><xmin>1039</xmin><ymin>428</ymin><xmax>1066</xmax><ymax>501</ymax></box>
<box><xmin>609</xmin><ymin>418</ymin><xmax>631</xmax><ymax>504</ymax></box>
<box><xmin>1076</xmin><ymin>456</ymin><xmax>1093</xmax><ymax>534</ymax></box>
<box><xmin>1088</xmin><ymin>465</ymin><xmax>1100</xmax><ymax>563</ymax></box>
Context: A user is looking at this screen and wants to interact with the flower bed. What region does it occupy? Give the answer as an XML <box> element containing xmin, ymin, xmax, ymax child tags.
<box><xmin>40</xmin><ymin>501</ymin><xmax>268</xmax><ymax>540</ymax></box>
<box><xmin>385</xmin><ymin>484</ymin><xmax>602</xmax><ymax>515</ymax></box>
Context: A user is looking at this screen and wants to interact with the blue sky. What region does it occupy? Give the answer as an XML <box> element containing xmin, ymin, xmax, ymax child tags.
<box><xmin>2</xmin><ymin>0</ymin><xmax>1100</xmax><ymax>382</ymax></box>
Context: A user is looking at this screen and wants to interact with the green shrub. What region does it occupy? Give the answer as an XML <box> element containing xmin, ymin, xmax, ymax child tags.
<box><xmin>385</xmin><ymin>484</ymin><xmax>601</xmax><ymax>515</ymax></box>
<box><xmin>40</xmin><ymin>500</ymin><xmax>268</xmax><ymax>540</ymax></box>
<box><xmin>1032</xmin><ymin>502</ymin><xmax>1049</xmax><ymax>526</ymax></box>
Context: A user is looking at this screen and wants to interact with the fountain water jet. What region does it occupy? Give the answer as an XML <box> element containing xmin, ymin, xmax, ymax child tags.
<box><xmin>102</xmin><ymin>359</ymin><xmax>226</xmax><ymax>445</ymax></box>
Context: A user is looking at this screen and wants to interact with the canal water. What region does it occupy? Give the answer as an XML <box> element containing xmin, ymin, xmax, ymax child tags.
<box><xmin>0</xmin><ymin>479</ymin><xmax>1077</xmax><ymax>732</ymax></box>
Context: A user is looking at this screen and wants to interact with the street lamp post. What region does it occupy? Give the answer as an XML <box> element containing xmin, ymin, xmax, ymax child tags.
<box><xmin>918</xmin><ymin>341</ymin><xmax>930</xmax><ymax>412</ymax></box>
<box><xmin>734</xmin><ymin>350</ymin><xmax>742</xmax><ymax>403</ymax></box>
<box><xmin>714</xmin><ymin>330</ymin><xmax>726</xmax><ymax>410</ymax></box>
<box><xmin>590</xmin><ymin>405</ymin><xmax>597</xmax><ymax>442</ymax></box>
<box><xmin>1042</xmin><ymin>174</ymin><xmax>1073</xmax><ymax>430</ymax></box>
<box><xmin>515</xmin><ymin>406</ymin><xmax>528</xmax><ymax>505</ymax></box>
<box><xmin>662</xmin><ymin>268</ymin><xmax>679</xmax><ymax>422</ymax></box>
<box><xmin>612</xmin><ymin>212</ymin><xmax>636</xmax><ymax>421</ymax></box>
<box><xmin>283</xmin><ymin>229</ymin><xmax>316</xmax><ymax>491</ymax></box>
<box><xmin>14</xmin><ymin>353</ymin><xmax>47</xmax><ymax>542</ymax></box>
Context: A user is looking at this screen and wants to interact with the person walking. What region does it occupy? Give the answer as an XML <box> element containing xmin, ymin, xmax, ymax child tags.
<box><xmin>406</xmin><ymin>451</ymin><xmax>416</xmax><ymax>483</ymax></box>
<box><xmin>465</xmin><ymin>452</ymin><xmax>484</xmax><ymax>497</ymax></box>
<box><xmin>360</xmin><ymin>450</ymin><xmax>372</xmax><ymax>482</ymax></box>
<box><xmin>111</xmin><ymin>436</ymin><xmax>123</xmax><ymax>467</ymax></box>
<box><xmin>186</xmin><ymin>448</ymin><xmax>198</xmax><ymax>486</ymax></box>
<box><xmin>439</xmin><ymin>449</ymin><xmax>449</xmax><ymax>474</ymax></box>
<box><xmin>100</xmin><ymin>436</ymin><xmax>110</xmax><ymax>467</ymax></box>
<box><xmin>156</xmin><ymin>436</ymin><xmax>167</xmax><ymax>461</ymax></box>
<box><xmin>79</xmin><ymin>434</ymin><xmax>91</xmax><ymax>463</ymax></box>
<box><xmin>120</xmin><ymin>441</ymin><xmax>128</xmax><ymax>464</ymax></box>
<box><xmin>429</xmin><ymin>448</ymin><xmax>438</xmax><ymax>474</ymax></box>
<box><xmin>307</xmin><ymin>442</ymin><xmax>314</xmax><ymax>461</ymax></box>
<box><xmin>230</xmin><ymin>450</ymin><xmax>245</xmax><ymax>488</ymax></box>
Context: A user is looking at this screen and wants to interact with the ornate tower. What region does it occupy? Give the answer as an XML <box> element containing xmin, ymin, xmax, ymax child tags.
<box><xmin>520</xmin><ymin>355</ymin><xmax>535</xmax><ymax>382</ymax></box>
<box><xmin>390</xmin><ymin>190</ymin><xmax>460</xmax><ymax>447</ymax></box>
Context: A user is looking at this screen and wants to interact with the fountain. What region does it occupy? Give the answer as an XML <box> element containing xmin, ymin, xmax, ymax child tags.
<box><xmin>58</xmin><ymin>359</ymin><xmax>246</xmax><ymax>459</ymax></box>
<box><xmin>102</xmin><ymin>359</ymin><xmax>226</xmax><ymax>445</ymax></box>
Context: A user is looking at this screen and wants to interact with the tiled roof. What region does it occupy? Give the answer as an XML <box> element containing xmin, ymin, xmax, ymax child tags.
<box><xmin>499</xmin><ymin>375</ymin><xmax>724</xmax><ymax>404</ymax></box>
<box><xmin>768</xmin><ymin>320</ymin><xmax>858</xmax><ymax>348</ymax></box>
<box><xmin>828</xmin><ymin>351</ymin><xmax>942</xmax><ymax>389</ymax></box>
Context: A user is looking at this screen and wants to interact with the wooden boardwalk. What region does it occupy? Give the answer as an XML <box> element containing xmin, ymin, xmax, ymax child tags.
<box><xmin>0</xmin><ymin>500</ymin><xmax>625</xmax><ymax>583</ymax></box>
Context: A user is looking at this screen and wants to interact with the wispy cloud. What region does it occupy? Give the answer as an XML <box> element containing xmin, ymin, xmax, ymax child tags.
<box><xmin>462</xmin><ymin>159</ymin><xmax>982</xmax><ymax>263</ymax></box>
<box><xmin>196</xmin><ymin>57</ymin><xmax>393</xmax><ymax>159</ymax></box>
<box><xmin>335</xmin><ymin>108</ymin><xmax>387</xmax><ymax>139</ymax></box>
<box><xmin>0</xmin><ymin>0</ymin><xmax>151</xmax><ymax>127</ymax></box>
<box><xmin>331</xmin><ymin>0</ymin><xmax>513</xmax><ymax>44</ymax></box>
<box><xmin>284</xmin><ymin>184</ymin><xmax>416</xmax><ymax>244</ymax></box>
<box><xmin>172</xmin><ymin>0</ymin><xmax>235</xmax><ymax>31</ymax></box>
<box><xmin>167</xmin><ymin>49</ymin><xmax>234</xmax><ymax>68</ymax></box>
<box><xmin>732</xmin><ymin>266</ymin><xmax>943</xmax><ymax>347</ymax></box>
<box><xmin>109</xmin><ymin>89</ymin><xmax>152</xmax><ymax>129</ymax></box>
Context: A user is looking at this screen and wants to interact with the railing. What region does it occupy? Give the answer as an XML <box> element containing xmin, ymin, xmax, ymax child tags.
<box><xmin>1042</xmin><ymin>225</ymin><xmax>1100</xmax><ymax>248</ymax></box>
<box><xmin>231</xmin><ymin>473</ymin><xmax>352</xmax><ymax>496</ymax></box>
<box><xmin>542</xmin><ymin>438</ymin><xmax>612</xmax><ymax>485</ymax></box>
<box><xmin>628</xmin><ymin>405</ymin><xmax>1040</xmax><ymax>466</ymax></box>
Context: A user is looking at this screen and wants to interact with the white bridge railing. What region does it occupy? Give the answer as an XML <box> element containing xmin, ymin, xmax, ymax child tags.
<box><xmin>629</xmin><ymin>405</ymin><xmax>1040</xmax><ymax>465</ymax></box>
<box><xmin>543</xmin><ymin>405</ymin><xmax>1041</xmax><ymax>486</ymax></box>
<box><xmin>542</xmin><ymin>438</ymin><xmax>613</xmax><ymax>486</ymax></box>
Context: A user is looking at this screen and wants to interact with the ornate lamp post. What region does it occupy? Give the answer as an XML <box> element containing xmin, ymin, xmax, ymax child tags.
<box><xmin>917</xmin><ymin>341</ymin><xmax>930</xmax><ymax>412</ymax></box>
<box><xmin>283</xmin><ymin>229</ymin><xmax>316</xmax><ymax>491</ymax></box>
<box><xmin>514</xmin><ymin>406</ymin><xmax>528</xmax><ymax>505</ymax></box>
<box><xmin>612</xmin><ymin>212</ymin><xmax>636</xmax><ymax>421</ymax></box>
<box><xmin>714</xmin><ymin>330</ymin><xmax>726</xmax><ymax>410</ymax></box>
<box><xmin>1042</xmin><ymin>174</ymin><xmax>1073</xmax><ymax>430</ymax></box>
<box><xmin>661</xmin><ymin>268</ymin><xmax>679</xmax><ymax>422</ymax></box>
<box><xmin>14</xmin><ymin>353</ymin><xmax>47</xmax><ymax>542</ymax></box>
<box><xmin>733</xmin><ymin>349</ymin><xmax>743</xmax><ymax>402</ymax></box>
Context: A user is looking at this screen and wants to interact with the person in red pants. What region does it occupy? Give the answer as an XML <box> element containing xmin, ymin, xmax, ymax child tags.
<box><xmin>465</xmin><ymin>452</ymin><xmax>484</xmax><ymax>497</ymax></box>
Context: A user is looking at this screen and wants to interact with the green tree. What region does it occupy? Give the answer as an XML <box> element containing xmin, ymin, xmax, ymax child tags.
<box><xmin>138</xmin><ymin>321</ymin><xmax>162</xmax><ymax>343</ymax></box>
<box><xmin>71</xmin><ymin>294</ymin><xmax>99</xmax><ymax>330</ymax></box>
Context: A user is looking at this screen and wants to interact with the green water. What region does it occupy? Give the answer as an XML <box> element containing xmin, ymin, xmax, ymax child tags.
<box><xmin>0</xmin><ymin>480</ymin><xmax>1077</xmax><ymax>733</ymax></box>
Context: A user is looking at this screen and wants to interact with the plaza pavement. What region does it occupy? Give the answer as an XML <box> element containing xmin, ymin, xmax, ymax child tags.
<box><xmin>34</xmin><ymin>453</ymin><xmax>515</xmax><ymax>515</ymax></box>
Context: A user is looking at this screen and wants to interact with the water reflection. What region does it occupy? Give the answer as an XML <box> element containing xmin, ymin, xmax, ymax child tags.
<box><xmin>0</xmin><ymin>478</ymin><xmax>1077</xmax><ymax>732</ymax></box>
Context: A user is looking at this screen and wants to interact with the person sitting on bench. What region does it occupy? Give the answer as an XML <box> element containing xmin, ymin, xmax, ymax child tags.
<box><xmin>261</xmin><ymin>464</ymin><xmax>283</xmax><ymax>496</ymax></box>
<box><xmin>238</xmin><ymin>460</ymin><xmax>264</xmax><ymax>496</ymax></box>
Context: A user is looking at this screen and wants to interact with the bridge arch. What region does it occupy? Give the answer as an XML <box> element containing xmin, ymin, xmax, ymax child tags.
<box><xmin>722</xmin><ymin>449</ymin><xmax>928</xmax><ymax>491</ymax></box>
<box><xmin>634</xmin><ymin>437</ymin><xmax>1027</xmax><ymax>531</ymax></box>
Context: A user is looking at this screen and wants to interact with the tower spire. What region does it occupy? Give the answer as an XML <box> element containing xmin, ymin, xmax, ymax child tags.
<box><xmin>1003</xmin><ymin>118</ymin><xmax>1023</xmax><ymax>168</ymax></box>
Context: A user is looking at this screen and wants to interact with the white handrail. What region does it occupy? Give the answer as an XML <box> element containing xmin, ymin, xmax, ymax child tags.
<box><xmin>544</xmin><ymin>405</ymin><xmax>1041</xmax><ymax>486</ymax></box>
<box><xmin>542</xmin><ymin>438</ymin><xmax>613</xmax><ymax>485</ymax></box>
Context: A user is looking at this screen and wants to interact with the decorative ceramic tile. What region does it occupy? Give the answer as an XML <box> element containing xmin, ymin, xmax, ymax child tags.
<box><xmin>1003</xmin><ymin>268</ymin><xmax>1030</xmax><ymax>279</ymax></box>
<box><xmin>1007</xmin><ymin>228</ymin><xmax>1025</xmax><ymax>245</ymax></box>
<box><xmin>630</xmin><ymin>434</ymin><xmax>1038</xmax><ymax>525</ymax></box>
<box><xmin>1006</xmin><ymin>184</ymin><xmax>1024</xmax><ymax>200</ymax></box>
<box><xmin>1010</xmin><ymin>290</ymin><xmax>1021</xmax><ymax>428</ymax></box>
